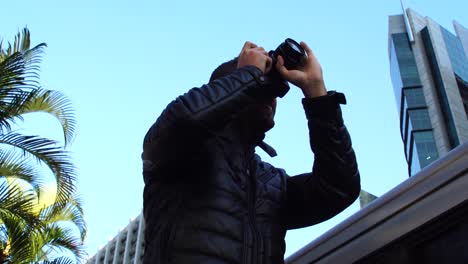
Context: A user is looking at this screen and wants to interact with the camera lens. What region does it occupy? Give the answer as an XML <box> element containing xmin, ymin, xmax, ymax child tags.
<box><xmin>266</xmin><ymin>38</ymin><xmax>308</xmax><ymax>98</ymax></box>
<box><xmin>286</xmin><ymin>39</ymin><xmax>302</xmax><ymax>53</ymax></box>
<box><xmin>275</xmin><ymin>38</ymin><xmax>306</xmax><ymax>70</ymax></box>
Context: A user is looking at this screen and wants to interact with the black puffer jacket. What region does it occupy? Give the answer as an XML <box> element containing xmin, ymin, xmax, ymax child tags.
<box><xmin>142</xmin><ymin>65</ymin><xmax>360</xmax><ymax>264</ymax></box>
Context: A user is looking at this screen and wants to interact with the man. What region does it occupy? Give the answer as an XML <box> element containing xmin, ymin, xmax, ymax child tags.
<box><xmin>142</xmin><ymin>40</ymin><xmax>360</xmax><ymax>264</ymax></box>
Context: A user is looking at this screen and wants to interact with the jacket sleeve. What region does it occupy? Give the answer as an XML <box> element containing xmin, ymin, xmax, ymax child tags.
<box><xmin>142</xmin><ymin>66</ymin><xmax>272</xmax><ymax>183</ymax></box>
<box><xmin>281</xmin><ymin>91</ymin><xmax>361</xmax><ymax>230</ymax></box>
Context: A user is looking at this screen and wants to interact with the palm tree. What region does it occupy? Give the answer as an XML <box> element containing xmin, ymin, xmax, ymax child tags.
<box><xmin>0</xmin><ymin>28</ymin><xmax>77</xmax><ymax>204</ymax></box>
<box><xmin>0</xmin><ymin>28</ymin><xmax>86</xmax><ymax>263</ymax></box>
<box><xmin>0</xmin><ymin>182</ymin><xmax>38</xmax><ymax>263</ymax></box>
<box><xmin>0</xmin><ymin>190</ymin><xmax>86</xmax><ymax>263</ymax></box>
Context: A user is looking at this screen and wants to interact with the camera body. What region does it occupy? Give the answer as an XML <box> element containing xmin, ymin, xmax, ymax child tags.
<box><xmin>266</xmin><ymin>38</ymin><xmax>307</xmax><ymax>98</ymax></box>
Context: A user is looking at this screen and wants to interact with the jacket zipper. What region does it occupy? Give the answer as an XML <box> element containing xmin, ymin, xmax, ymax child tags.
<box><xmin>246</xmin><ymin>163</ymin><xmax>260</xmax><ymax>264</ymax></box>
<box><xmin>243</xmin><ymin>219</ymin><xmax>249</xmax><ymax>264</ymax></box>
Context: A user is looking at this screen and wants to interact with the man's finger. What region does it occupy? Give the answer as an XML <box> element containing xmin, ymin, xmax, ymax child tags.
<box><xmin>300</xmin><ymin>41</ymin><xmax>316</xmax><ymax>61</ymax></box>
<box><xmin>276</xmin><ymin>55</ymin><xmax>289</xmax><ymax>76</ymax></box>
<box><xmin>265</xmin><ymin>57</ymin><xmax>273</xmax><ymax>73</ymax></box>
<box><xmin>257</xmin><ymin>48</ymin><xmax>269</xmax><ymax>57</ymax></box>
<box><xmin>242</xmin><ymin>41</ymin><xmax>257</xmax><ymax>50</ymax></box>
<box><xmin>250</xmin><ymin>46</ymin><xmax>267</xmax><ymax>54</ymax></box>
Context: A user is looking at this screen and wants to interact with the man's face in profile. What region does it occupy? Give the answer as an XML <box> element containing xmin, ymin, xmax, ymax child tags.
<box><xmin>210</xmin><ymin>58</ymin><xmax>277</xmax><ymax>134</ymax></box>
<box><xmin>239</xmin><ymin>98</ymin><xmax>276</xmax><ymax>133</ymax></box>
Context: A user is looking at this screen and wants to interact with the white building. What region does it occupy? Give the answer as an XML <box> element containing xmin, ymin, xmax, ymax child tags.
<box><xmin>87</xmin><ymin>214</ymin><xmax>145</xmax><ymax>264</ymax></box>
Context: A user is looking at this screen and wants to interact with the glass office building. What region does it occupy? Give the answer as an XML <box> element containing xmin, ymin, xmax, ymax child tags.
<box><xmin>388</xmin><ymin>9</ymin><xmax>468</xmax><ymax>176</ymax></box>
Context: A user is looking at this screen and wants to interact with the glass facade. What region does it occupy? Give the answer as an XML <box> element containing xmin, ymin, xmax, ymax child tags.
<box><xmin>407</xmin><ymin>129</ymin><xmax>439</xmax><ymax>176</ymax></box>
<box><xmin>405</xmin><ymin>113</ymin><xmax>413</xmax><ymax>161</ymax></box>
<box><xmin>442</xmin><ymin>27</ymin><xmax>468</xmax><ymax>83</ymax></box>
<box><xmin>390</xmin><ymin>32</ymin><xmax>439</xmax><ymax>177</ymax></box>
<box><xmin>390</xmin><ymin>33</ymin><xmax>422</xmax><ymax>118</ymax></box>
<box><xmin>442</xmin><ymin>27</ymin><xmax>468</xmax><ymax>119</ymax></box>
<box><xmin>403</xmin><ymin>99</ymin><xmax>409</xmax><ymax>154</ymax></box>
<box><xmin>409</xmin><ymin>135</ymin><xmax>420</xmax><ymax>175</ymax></box>
<box><xmin>413</xmin><ymin>131</ymin><xmax>439</xmax><ymax>168</ymax></box>
<box><xmin>408</xmin><ymin>108</ymin><xmax>431</xmax><ymax>130</ymax></box>
<box><xmin>404</xmin><ymin>88</ymin><xmax>426</xmax><ymax>107</ymax></box>
<box><xmin>389</xmin><ymin>37</ymin><xmax>404</xmax><ymax>117</ymax></box>
<box><xmin>390</xmin><ymin>34</ymin><xmax>422</xmax><ymax>88</ymax></box>
<box><xmin>401</xmin><ymin>90</ymin><xmax>429</xmax><ymax>161</ymax></box>
<box><xmin>456</xmin><ymin>75</ymin><xmax>468</xmax><ymax>117</ymax></box>
<box><xmin>403</xmin><ymin>88</ymin><xmax>429</xmax><ymax>160</ymax></box>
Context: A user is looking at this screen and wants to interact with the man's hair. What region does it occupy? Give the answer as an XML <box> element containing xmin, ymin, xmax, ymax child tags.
<box><xmin>209</xmin><ymin>57</ymin><xmax>238</xmax><ymax>83</ymax></box>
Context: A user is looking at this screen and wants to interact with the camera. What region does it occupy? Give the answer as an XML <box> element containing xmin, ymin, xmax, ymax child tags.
<box><xmin>266</xmin><ymin>38</ymin><xmax>307</xmax><ymax>98</ymax></box>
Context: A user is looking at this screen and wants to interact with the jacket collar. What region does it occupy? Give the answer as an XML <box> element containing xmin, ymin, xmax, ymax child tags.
<box><xmin>223</xmin><ymin>118</ymin><xmax>278</xmax><ymax>158</ymax></box>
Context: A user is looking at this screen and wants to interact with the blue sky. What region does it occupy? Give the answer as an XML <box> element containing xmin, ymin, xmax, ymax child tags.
<box><xmin>1</xmin><ymin>0</ymin><xmax>467</xmax><ymax>259</ymax></box>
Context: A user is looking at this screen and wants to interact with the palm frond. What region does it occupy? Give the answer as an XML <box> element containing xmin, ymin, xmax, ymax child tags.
<box><xmin>0</xmin><ymin>43</ymin><xmax>45</xmax><ymax>90</ymax></box>
<box><xmin>0</xmin><ymin>149</ymin><xmax>42</xmax><ymax>187</ymax></box>
<box><xmin>0</xmin><ymin>40</ymin><xmax>5</xmax><ymax>60</ymax></box>
<box><xmin>37</xmin><ymin>224</ymin><xmax>86</xmax><ymax>264</ymax></box>
<box><xmin>0</xmin><ymin>183</ymin><xmax>40</xmax><ymax>263</ymax></box>
<box><xmin>0</xmin><ymin>51</ymin><xmax>39</xmax><ymax>95</ymax></box>
<box><xmin>1</xmin><ymin>28</ymin><xmax>28</xmax><ymax>60</ymax></box>
<box><xmin>0</xmin><ymin>182</ymin><xmax>38</xmax><ymax>224</ymax></box>
<box><xmin>38</xmin><ymin>194</ymin><xmax>87</xmax><ymax>241</ymax></box>
<box><xmin>0</xmin><ymin>37</ymin><xmax>74</xmax><ymax>143</ymax></box>
<box><xmin>26</xmin><ymin>227</ymin><xmax>47</xmax><ymax>262</ymax></box>
<box><xmin>17</xmin><ymin>89</ymin><xmax>76</xmax><ymax>145</ymax></box>
<box><xmin>0</xmin><ymin>88</ymin><xmax>75</xmax><ymax>145</ymax></box>
<box><xmin>37</xmin><ymin>256</ymin><xmax>75</xmax><ymax>264</ymax></box>
<box><xmin>5</xmin><ymin>28</ymin><xmax>31</xmax><ymax>56</ymax></box>
<box><xmin>3</xmin><ymin>216</ymin><xmax>35</xmax><ymax>263</ymax></box>
<box><xmin>0</xmin><ymin>27</ymin><xmax>45</xmax><ymax>60</ymax></box>
<box><xmin>0</xmin><ymin>44</ymin><xmax>47</xmax><ymax>131</ymax></box>
<box><xmin>0</xmin><ymin>132</ymin><xmax>76</xmax><ymax>204</ymax></box>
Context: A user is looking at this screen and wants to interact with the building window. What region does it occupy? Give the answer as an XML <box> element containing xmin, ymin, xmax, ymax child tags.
<box><xmin>404</xmin><ymin>87</ymin><xmax>426</xmax><ymax>107</ymax></box>
<box><xmin>408</xmin><ymin>108</ymin><xmax>431</xmax><ymax>130</ymax></box>
<box><xmin>390</xmin><ymin>33</ymin><xmax>423</xmax><ymax>127</ymax></box>
<box><xmin>409</xmin><ymin>135</ymin><xmax>420</xmax><ymax>176</ymax></box>
<box><xmin>441</xmin><ymin>27</ymin><xmax>468</xmax><ymax>82</ymax></box>
<box><xmin>456</xmin><ymin>75</ymin><xmax>468</xmax><ymax>118</ymax></box>
<box><xmin>401</xmin><ymin>89</ymin><xmax>427</xmax><ymax>160</ymax></box>
<box><xmin>405</xmin><ymin>114</ymin><xmax>413</xmax><ymax>161</ymax></box>
<box><xmin>402</xmin><ymin>99</ymin><xmax>409</xmax><ymax>143</ymax></box>
<box><xmin>413</xmin><ymin>130</ymin><xmax>439</xmax><ymax>169</ymax></box>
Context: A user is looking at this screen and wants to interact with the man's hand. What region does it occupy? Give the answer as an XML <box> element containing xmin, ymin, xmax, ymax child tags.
<box><xmin>237</xmin><ymin>41</ymin><xmax>272</xmax><ymax>74</ymax></box>
<box><xmin>276</xmin><ymin>41</ymin><xmax>327</xmax><ymax>98</ymax></box>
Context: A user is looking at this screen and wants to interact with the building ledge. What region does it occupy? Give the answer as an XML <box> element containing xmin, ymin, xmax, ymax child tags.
<box><xmin>286</xmin><ymin>142</ymin><xmax>468</xmax><ymax>264</ymax></box>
